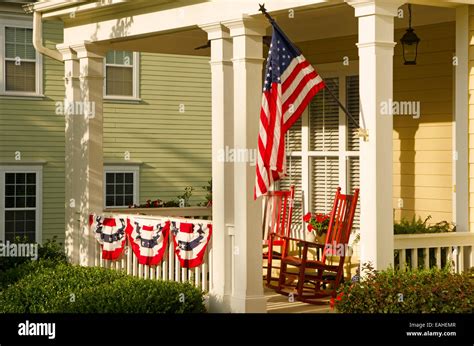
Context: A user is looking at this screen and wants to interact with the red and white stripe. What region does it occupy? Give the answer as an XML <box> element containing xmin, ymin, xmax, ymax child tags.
<box><xmin>255</xmin><ymin>56</ymin><xmax>325</xmax><ymax>199</ymax></box>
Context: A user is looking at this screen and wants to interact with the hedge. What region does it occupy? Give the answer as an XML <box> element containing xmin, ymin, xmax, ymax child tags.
<box><xmin>333</xmin><ymin>265</ymin><xmax>474</xmax><ymax>313</ymax></box>
<box><xmin>0</xmin><ymin>263</ymin><xmax>206</xmax><ymax>313</ymax></box>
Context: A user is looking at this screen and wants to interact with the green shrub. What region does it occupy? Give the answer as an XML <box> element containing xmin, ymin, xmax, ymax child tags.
<box><xmin>0</xmin><ymin>237</ymin><xmax>66</xmax><ymax>272</ymax></box>
<box><xmin>334</xmin><ymin>264</ymin><xmax>474</xmax><ymax>313</ymax></box>
<box><xmin>394</xmin><ymin>215</ymin><xmax>455</xmax><ymax>235</ymax></box>
<box><xmin>0</xmin><ymin>263</ymin><xmax>206</xmax><ymax>313</ymax></box>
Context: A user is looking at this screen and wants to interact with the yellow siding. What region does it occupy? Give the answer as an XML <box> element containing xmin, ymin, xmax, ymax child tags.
<box><xmin>299</xmin><ymin>21</ymin><xmax>454</xmax><ymax>224</ymax></box>
<box><xmin>469</xmin><ymin>7</ymin><xmax>474</xmax><ymax>232</ymax></box>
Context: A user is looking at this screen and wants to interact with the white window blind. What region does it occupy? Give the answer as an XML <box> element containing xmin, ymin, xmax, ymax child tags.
<box><xmin>105</xmin><ymin>51</ymin><xmax>135</xmax><ymax>97</ymax></box>
<box><xmin>4</xmin><ymin>27</ymin><xmax>36</xmax><ymax>92</ymax></box>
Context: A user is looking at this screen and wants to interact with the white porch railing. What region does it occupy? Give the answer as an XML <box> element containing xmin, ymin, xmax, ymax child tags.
<box><xmin>94</xmin><ymin>214</ymin><xmax>212</xmax><ymax>292</ymax></box>
<box><xmin>394</xmin><ymin>232</ymin><xmax>474</xmax><ymax>273</ymax></box>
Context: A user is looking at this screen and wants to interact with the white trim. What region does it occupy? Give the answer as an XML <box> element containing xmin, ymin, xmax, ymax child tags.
<box><xmin>103</xmin><ymin>51</ymin><xmax>140</xmax><ymax>100</ymax></box>
<box><xmin>454</xmin><ymin>6</ymin><xmax>469</xmax><ymax>232</ymax></box>
<box><xmin>103</xmin><ymin>164</ymin><xmax>140</xmax><ymax>209</ymax></box>
<box><xmin>0</xmin><ymin>16</ymin><xmax>43</xmax><ymax>97</ymax></box>
<box><xmin>0</xmin><ymin>165</ymin><xmax>43</xmax><ymax>244</ymax></box>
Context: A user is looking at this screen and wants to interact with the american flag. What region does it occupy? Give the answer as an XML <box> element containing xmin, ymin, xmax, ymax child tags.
<box><xmin>255</xmin><ymin>21</ymin><xmax>325</xmax><ymax>199</ymax></box>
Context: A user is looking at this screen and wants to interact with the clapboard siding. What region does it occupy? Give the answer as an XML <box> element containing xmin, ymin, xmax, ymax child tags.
<box><xmin>103</xmin><ymin>53</ymin><xmax>211</xmax><ymax>206</ymax></box>
<box><xmin>0</xmin><ymin>19</ymin><xmax>212</xmax><ymax>243</ymax></box>
<box><xmin>393</xmin><ymin>22</ymin><xmax>454</xmax><ymax>223</ymax></box>
<box><xmin>0</xmin><ymin>20</ymin><xmax>65</xmax><ymax>242</ymax></box>
<box><xmin>299</xmin><ymin>21</ymin><xmax>454</xmax><ymax>225</ymax></box>
<box><xmin>469</xmin><ymin>7</ymin><xmax>474</xmax><ymax>233</ymax></box>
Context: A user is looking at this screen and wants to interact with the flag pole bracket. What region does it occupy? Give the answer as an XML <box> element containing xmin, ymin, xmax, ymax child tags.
<box><xmin>357</xmin><ymin>128</ymin><xmax>369</xmax><ymax>142</ymax></box>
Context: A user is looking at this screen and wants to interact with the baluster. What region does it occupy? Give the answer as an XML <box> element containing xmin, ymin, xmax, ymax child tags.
<box><xmin>424</xmin><ymin>248</ymin><xmax>429</xmax><ymax>269</ymax></box>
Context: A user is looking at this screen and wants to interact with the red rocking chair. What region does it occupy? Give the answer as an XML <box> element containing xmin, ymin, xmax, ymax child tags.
<box><xmin>262</xmin><ymin>185</ymin><xmax>295</xmax><ymax>288</ymax></box>
<box><xmin>276</xmin><ymin>187</ymin><xmax>359</xmax><ymax>304</ymax></box>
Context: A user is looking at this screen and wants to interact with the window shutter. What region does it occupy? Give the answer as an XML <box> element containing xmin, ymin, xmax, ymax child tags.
<box><xmin>311</xmin><ymin>157</ymin><xmax>339</xmax><ymax>214</ymax></box>
<box><xmin>347</xmin><ymin>157</ymin><xmax>360</xmax><ymax>234</ymax></box>
<box><xmin>309</xmin><ymin>77</ymin><xmax>339</xmax><ymax>152</ymax></box>
<box><xmin>279</xmin><ymin>158</ymin><xmax>303</xmax><ymax>239</ymax></box>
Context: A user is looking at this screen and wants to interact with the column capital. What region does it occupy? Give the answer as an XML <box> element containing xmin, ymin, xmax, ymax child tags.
<box><xmin>223</xmin><ymin>16</ymin><xmax>268</xmax><ymax>38</ymax></box>
<box><xmin>56</xmin><ymin>44</ymin><xmax>77</xmax><ymax>61</ymax></box>
<box><xmin>199</xmin><ymin>23</ymin><xmax>230</xmax><ymax>40</ymax></box>
<box><xmin>346</xmin><ymin>0</ymin><xmax>404</xmax><ymax>17</ymax></box>
<box><xmin>69</xmin><ymin>41</ymin><xmax>107</xmax><ymax>59</ymax></box>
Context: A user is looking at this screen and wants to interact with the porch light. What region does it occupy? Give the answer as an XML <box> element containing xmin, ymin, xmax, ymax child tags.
<box><xmin>400</xmin><ymin>4</ymin><xmax>420</xmax><ymax>65</ymax></box>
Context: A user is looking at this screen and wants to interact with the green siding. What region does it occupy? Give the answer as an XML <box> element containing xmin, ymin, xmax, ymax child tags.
<box><xmin>0</xmin><ymin>21</ymin><xmax>65</xmax><ymax>242</ymax></box>
<box><xmin>0</xmin><ymin>19</ymin><xmax>212</xmax><ymax>242</ymax></box>
<box><xmin>104</xmin><ymin>53</ymin><xmax>212</xmax><ymax>205</ymax></box>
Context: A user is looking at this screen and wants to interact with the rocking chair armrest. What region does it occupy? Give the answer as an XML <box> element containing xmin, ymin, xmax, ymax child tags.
<box><xmin>279</xmin><ymin>236</ymin><xmax>305</xmax><ymax>243</ymax></box>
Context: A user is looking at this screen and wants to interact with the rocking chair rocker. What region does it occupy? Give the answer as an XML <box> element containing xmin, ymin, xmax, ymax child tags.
<box><xmin>276</xmin><ymin>187</ymin><xmax>359</xmax><ymax>304</ymax></box>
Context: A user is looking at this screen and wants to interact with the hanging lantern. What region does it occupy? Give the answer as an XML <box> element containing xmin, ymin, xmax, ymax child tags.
<box><xmin>400</xmin><ymin>4</ymin><xmax>420</xmax><ymax>65</ymax></box>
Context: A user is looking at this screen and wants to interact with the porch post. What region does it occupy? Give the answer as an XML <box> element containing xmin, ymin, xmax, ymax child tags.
<box><xmin>348</xmin><ymin>0</ymin><xmax>401</xmax><ymax>270</ymax></box>
<box><xmin>57</xmin><ymin>45</ymin><xmax>80</xmax><ymax>264</ymax></box>
<box><xmin>199</xmin><ymin>23</ymin><xmax>234</xmax><ymax>312</ymax></box>
<box><xmin>58</xmin><ymin>42</ymin><xmax>105</xmax><ymax>266</ymax></box>
<box><xmin>224</xmin><ymin>17</ymin><xmax>268</xmax><ymax>313</ymax></box>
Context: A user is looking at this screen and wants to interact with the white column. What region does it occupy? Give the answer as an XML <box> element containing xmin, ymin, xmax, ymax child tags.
<box><xmin>225</xmin><ymin>17</ymin><xmax>268</xmax><ymax>313</ymax></box>
<box><xmin>348</xmin><ymin>0</ymin><xmax>402</xmax><ymax>270</ymax></box>
<box><xmin>58</xmin><ymin>42</ymin><xmax>105</xmax><ymax>266</ymax></box>
<box><xmin>199</xmin><ymin>23</ymin><xmax>234</xmax><ymax>312</ymax></box>
<box><xmin>57</xmin><ymin>45</ymin><xmax>80</xmax><ymax>264</ymax></box>
<box><xmin>454</xmin><ymin>6</ymin><xmax>469</xmax><ymax>234</ymax></box>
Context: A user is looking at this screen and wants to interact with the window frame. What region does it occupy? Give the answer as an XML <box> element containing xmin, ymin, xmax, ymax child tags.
<box><xmin>0</xmin><ymin>165</ymin><xmax>43</xmax><ymax>243</ymax></box>
<box><xmin>103</xmin><ymin>165</ymin><xmax>140</xmax><ymax>209</ymax></box>
<box><xmin>103</xmin><ymin>51</ymin><xmax>140</xmax><ymax>101</ymax></box>
<box><xmin>0</xmin><ymin>15</ymin><xmax>43</xmax><ymax>97</ymax></box>
<box><xmin>285</xmin><ymin>62</ymin><xmax>360</xmax><ymax>217</ymax></box>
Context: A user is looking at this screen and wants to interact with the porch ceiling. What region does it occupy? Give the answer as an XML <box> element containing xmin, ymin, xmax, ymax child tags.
<box><xmin>37</xmin><ymin>0</ymin><xmax>456</xmax><ymax>56</ymax></box>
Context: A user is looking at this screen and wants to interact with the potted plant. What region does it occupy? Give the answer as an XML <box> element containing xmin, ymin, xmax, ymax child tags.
<box><xmin>303</xmin><ymin>212</ymin><xmax>330</xmax><ymax>244</ymax></box>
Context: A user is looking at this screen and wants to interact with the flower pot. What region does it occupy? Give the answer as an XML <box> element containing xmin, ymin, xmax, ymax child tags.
<box><xmin>305</xmin><ymin>231</ymin><xmax>326</xmax><ymax>244</ymax></box>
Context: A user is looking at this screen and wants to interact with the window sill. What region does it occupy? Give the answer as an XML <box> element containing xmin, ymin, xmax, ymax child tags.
<box><xmin>0</xmin><ymin>93</ymin><xmax>46</xmax><ymax>100</ymax></box>
<box><xmin>104</xmin><ymin>96</ymin><xmax>142</xmax><ymax>104</ymax></box>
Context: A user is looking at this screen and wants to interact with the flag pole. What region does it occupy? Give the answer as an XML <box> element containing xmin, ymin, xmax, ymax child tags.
<box><xmin>258</xmin><ymin>4</ymin><xmax>369</xmax><ymax>141</ymax></box>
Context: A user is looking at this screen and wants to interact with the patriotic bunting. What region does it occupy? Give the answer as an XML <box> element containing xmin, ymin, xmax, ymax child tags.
<box><xmin>89</xmin><ymin>214</ymin><xmax>127</xmax><ymax>260</ymax></box>
<box><xmin>170</xmin><ymin>221</ymin><xmax>212</xmax><ymax>268</ymax></box>
<box><xmin>126</xmin><ymin>216</ymin><xmax>170</xmax><ymax>266</ymax></box>
<box><xmin>89</xmin><ymin>214</ymin><xmax>212</xmax><ymax>267</ymax></box>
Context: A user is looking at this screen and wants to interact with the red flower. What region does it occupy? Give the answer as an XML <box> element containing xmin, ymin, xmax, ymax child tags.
<box><xmin>307</xmin><ymin>224</ymin><xmax>314</xmax><ymax>232</ymax></box>
<box><xmin>330</xmin><ymin>292</ymin><xmax>344</xmax><ymax>310</ymax></box>
<box><xmin>303</xmin><ymin>212</ymin><xmax>312</xmax><ymax>223</ymax></box>
<box><xmin>315</xmin><ymin>213</ymin><xmax>326</xmax><ymax>223</ymax></box>
<box><xmin>153</xmin><ymin>200</ymin><xmax>159</xmax><ymax>207</ymax></box>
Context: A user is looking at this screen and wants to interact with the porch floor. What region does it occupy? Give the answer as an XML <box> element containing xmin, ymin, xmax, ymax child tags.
<box><xmin>264</xmin><ymin>286</ymin><xmax>333</xmax><ymax>313</ymax></box>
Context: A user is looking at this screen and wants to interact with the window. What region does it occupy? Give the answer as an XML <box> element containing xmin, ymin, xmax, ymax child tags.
<box><xmin>280</xmin><ymin>65</ymin><xmax>360</xmax><ymax>240</ymax></box>
<box><xmin>105</xmin><ymin>51</ymin><xmax>139</xmax><ymax>99</ymax></box>
<box><xmin>0</xmin><ymin>17</ymin><xmax>42</xmax><ymax>96</ymax></box>
<box><xmin>104</xmin><ymin>166</ymin><xmax>139</xmax><ymax>208</ymax></box>
<box><xmin>0</xmin><ymin>166</ymin><xmax>42</xmax><ymax>242</ymax></box>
